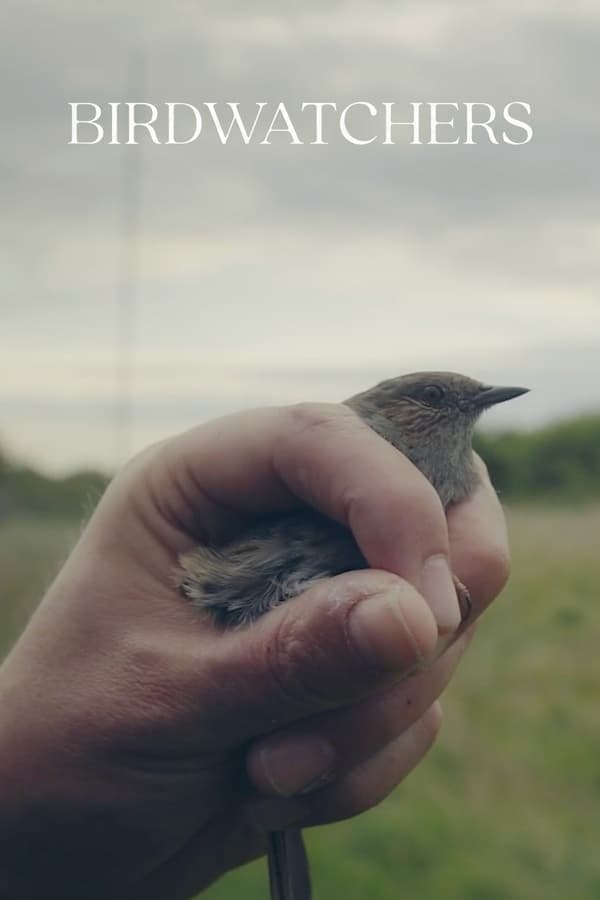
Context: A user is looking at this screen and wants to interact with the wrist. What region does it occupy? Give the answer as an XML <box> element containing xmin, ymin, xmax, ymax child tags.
<box><xmin>0</xmin><ymin>662</ymin><xmax>88</xmax><ymax>899</ymax></box>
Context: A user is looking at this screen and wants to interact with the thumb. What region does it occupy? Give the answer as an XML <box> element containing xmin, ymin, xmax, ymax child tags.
<box><xmin>195</xmin><ymin>569</ymin><xmax>438</xmax><ymax>748</ymax></box>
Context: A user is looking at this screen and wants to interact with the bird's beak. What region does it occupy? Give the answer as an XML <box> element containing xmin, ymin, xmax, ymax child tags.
<box><xmin>472</xmin><ymin>384</ymin><xmax>530</xmax><ymax>409</ymax></box>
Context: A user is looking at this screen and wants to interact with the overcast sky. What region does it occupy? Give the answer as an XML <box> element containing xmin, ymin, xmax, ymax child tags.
<box><xmin>1</xmin><ymin>0</ymin><xmax>599</xmax><ymax>473</ymax></box>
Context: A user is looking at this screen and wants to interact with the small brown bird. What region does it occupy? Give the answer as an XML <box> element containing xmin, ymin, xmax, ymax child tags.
<box><xmin>178</xmin><ymin>371</ymin><xmax>529</xmax><ymax>900</ymax></box>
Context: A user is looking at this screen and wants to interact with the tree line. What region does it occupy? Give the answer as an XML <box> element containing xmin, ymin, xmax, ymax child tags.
<box><xmin>1</xmin><ymin>413</ymin><xmax>599</xmax><ymax>520</ymax></box>
<box><xmin>473</xmin><ymin>413</ymin><xmax>600</xmax><ymax>503</ymax></box>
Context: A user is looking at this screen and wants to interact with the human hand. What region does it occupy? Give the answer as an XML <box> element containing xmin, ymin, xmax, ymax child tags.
<box><xmin>0</xmin><ymin>403</ymin><xmax>509</xmax><ymax>899</ymax></box>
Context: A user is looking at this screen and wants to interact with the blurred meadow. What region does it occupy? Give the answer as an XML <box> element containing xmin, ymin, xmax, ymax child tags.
<box><xmin>1</xmin><ymin>423</ymin><xmax>599</xmax><ymax>899</ymax></box>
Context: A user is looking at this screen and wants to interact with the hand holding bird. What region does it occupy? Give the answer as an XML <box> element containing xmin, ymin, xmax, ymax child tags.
<box><xmin>177</xmin><ymin>372</ymin><xmax>528</xmax><ymax>900</ymax></box>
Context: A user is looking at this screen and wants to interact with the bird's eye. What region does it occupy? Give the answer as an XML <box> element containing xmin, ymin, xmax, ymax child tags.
<box><xmin>421</xmin><ymin>384</ymin><xmax>445</xmax><ymax>405</ymax></box>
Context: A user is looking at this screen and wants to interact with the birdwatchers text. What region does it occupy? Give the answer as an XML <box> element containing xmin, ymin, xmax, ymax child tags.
<box><xmin>68</xmin><ymin>100</ymin><xmax>533</xmax><ymax>146</ymax></box>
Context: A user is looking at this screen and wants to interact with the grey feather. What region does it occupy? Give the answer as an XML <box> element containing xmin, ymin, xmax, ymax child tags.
<box><xmin>179</xmin><ymin>511</ymin><xmax>366</xmax><ymax>627</ymax></box>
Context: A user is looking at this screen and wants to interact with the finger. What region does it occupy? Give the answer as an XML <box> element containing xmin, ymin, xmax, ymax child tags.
<box><xmin>246</xmin><ymin>633</ymin><xmax>469</xmax><ymax>798</ymax></box>
<box><xmin>447</xmin><ymin>455</ymin><xmax>511</xmax><ymax>620</ymax></box>
<box><xmin>133</xmin><ymin>402</ymin><xmax>460</xmax><ymax>632</ymax></box>
<box><xmin>245</xmin><ymin>703</ymin><xmax>443</xmax><ymax>831</ymax></box>
<box><xmin>122</xmin><ymin>403</ymin><xmax>451</xmax><ymax>587</ymax></box>
<box><xmin>191</xmin><ymin>569</ymin><xmax>439</xmax><ymax>749</ymax></box>
<box><xmin>300</xmin><ymin>702</ymin><xmax>443</xmax><ymax>826</ymax></box>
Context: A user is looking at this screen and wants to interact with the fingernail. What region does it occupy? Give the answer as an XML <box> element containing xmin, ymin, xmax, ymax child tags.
<box><xmin>258</xmin><ymin>736</ymin><xmax>336</xmax><ymax>798</ymax></box>
<box><xmin>348</xmin><ymin>587</ymin><xmax>432</xmax><ymax>670</ymax></box>
<box><xmin>455</xmin><ymin>579</ymin><xmax>472</xmax><ymax>624</ymax></box>
<box><xmin>421</xmin><ymin>556</ymin><xmax>461</xmax><ymax>635</ymax></box>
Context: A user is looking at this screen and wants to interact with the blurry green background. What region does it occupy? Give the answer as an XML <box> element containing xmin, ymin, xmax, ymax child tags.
<box><xmin>1</xmin><ymin>423</ymin><xmax>600</xmax><ymax>899</ymax></box>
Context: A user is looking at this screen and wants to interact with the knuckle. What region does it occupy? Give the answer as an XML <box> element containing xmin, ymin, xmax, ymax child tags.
<box><xmin>286</xmin><ymin>401</ymin><xmax>357</xmax><ymax>433</ymax></box>
<box><xmin>115</xmin><ymin>439</ymin><xmax>166</xmax><ymax>484</ymax></box>
<box><xmin>272</xmin><ymin>403</ymin><xmax>362</xmax><ymax>488</ymax></box>
<box><xmin>280</xmin><ymin>403</ymin><xmax>361</xmax><ymax>455</ymax></box>
<box><xmin>265</xmin><ymin>612</ymin><xmax>334</xmax><ymax>713</ymax></box>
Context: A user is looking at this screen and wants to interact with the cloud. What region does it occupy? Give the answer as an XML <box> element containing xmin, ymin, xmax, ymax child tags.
<box><xmin>1</xmin><ymin>0</ymin><xmax>598</xmax><ymax>469</ymax></box>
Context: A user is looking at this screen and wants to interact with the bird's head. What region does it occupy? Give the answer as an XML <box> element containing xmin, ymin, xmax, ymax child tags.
<box><xmin>346</xmin><ymin>371</ymin><xmax>529</xmax><ymax>506</ymax></box>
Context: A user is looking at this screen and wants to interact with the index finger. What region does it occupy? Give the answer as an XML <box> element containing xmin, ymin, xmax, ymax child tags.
<box><xmin>155</xmin><ymin>402</ymin><xmax>450</xmax><ymax>590</ymax></box>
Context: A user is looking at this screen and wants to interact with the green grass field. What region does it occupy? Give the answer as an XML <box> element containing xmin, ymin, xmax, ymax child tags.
<box><xmin>1</xmin><ymin>507</ymin><xmax>599</xmax><ymax>899</ymax></box>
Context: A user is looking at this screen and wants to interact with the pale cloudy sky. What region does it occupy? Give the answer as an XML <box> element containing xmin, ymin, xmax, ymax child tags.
<box><xmin>1</xmin><ymin>0</ymin><xmax>599</xmax><ymax>473</ymax></box>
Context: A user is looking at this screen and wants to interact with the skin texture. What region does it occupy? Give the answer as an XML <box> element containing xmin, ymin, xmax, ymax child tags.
<box><xmin>0</xmin><ymin>402</ymin><xmax>510</xmax><ymax>900</ymax></box>
<box><xmin>176</xmin><ymin>372</ymin><xmax>527</xmax><ymax>900</ymax></box>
